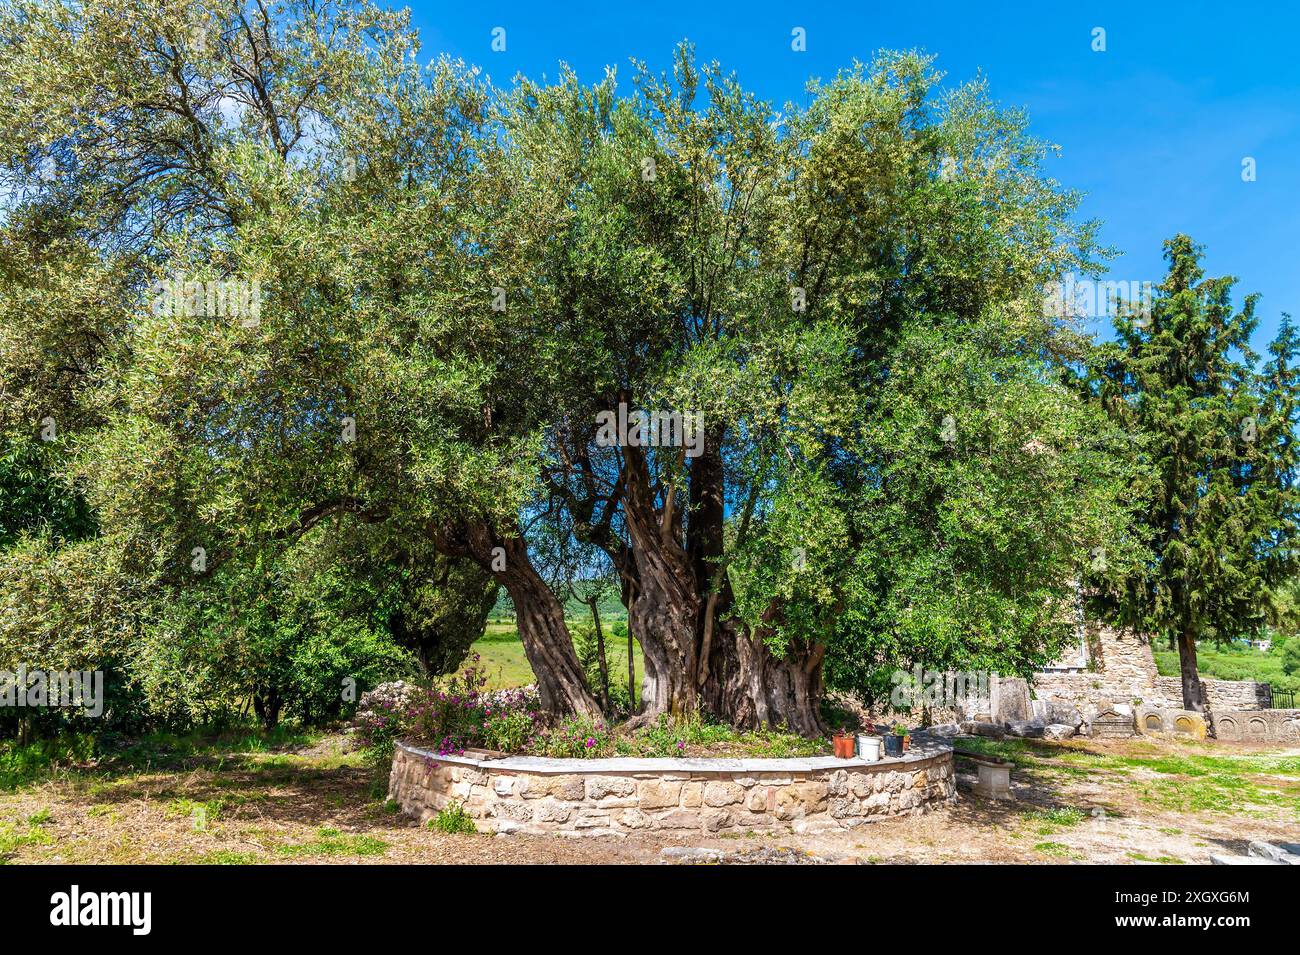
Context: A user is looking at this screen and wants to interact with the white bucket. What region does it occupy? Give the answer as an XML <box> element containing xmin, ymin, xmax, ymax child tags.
<box><xmin>856</xmin><ymin>735</ymin><xmax>882</xmax><ymax>761</ymax></box>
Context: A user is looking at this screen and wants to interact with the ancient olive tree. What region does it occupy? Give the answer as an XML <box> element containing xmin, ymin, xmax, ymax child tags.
<box><xmin>1</xmin><ymin>0</ymin><xmax>1138</xmax><ymax>732</ymax></box>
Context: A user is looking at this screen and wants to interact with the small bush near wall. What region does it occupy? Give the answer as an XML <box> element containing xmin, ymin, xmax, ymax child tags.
<box><xmin>430</xmin><ymin>801</ymin><xmax>477</xmax><ymax>834</ymax></box>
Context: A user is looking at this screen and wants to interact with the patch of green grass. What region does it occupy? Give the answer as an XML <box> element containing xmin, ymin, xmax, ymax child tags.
<box><xmin>112</xmin><ymin>725</ymin><xmax>320</xmax><ymax>771</ymax></box>
<box><xmin>1136</xmin><ymin>773</ymin><xmax>1297</xmax><ymax>817</ymax></box>
<box><xmin>1034</xmin><ymin>841</ymin><xmax>1082</xmax><ymax>860</ymax></box>
<box><xmin>1024</xmin><ymin>806</ymin><xmax>1087</xmax><ymax>834</ymax></box>
<box><xmin>429</xmin><ymin>802</ymin><xmax>477</xmax><ymax>835</ymax></box>
<box><xmin>1128</xmin><ymin>851</ymin><xmax>1185</xmax><ymax>864</ymax></box>
<box><xmin>0</xmin><ymin>734</ymin><xmax>96</xmax><ymax>791</ymax></box>
<box><xmin>959</xmin><ymin>737</ymin><xmax>1298</xmax><ymax>821</ymax></box>
<box><xmin>277</xmin><ymin>826</ymin><xmax>388</xmax><ymax>858</ymax></box>
<box><xmin>198</xmin><ymin>850</ymin><xmax>261</xmax><ymax>865</ymax></box>
<box><xmin>26</xmin><ymin>808</ymin><xmax>52</xmax><ymax>826</ymax></box>
<box><xmin>162</xmin><ymin>800</ymin><xmax>226</xmax><ymax>831</ymax></box>
<box><xmin>0</xmin><ymin>819</ymin><xmax>55</xmax><ymax>860</ymax></box>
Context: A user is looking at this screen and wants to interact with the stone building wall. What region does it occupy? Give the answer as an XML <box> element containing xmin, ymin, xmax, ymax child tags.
<box><xmin>1087</xmin><ymin>624</ymin><xmax>1160</xmax><ymax>688</ymax></box>
<box><xmin>1153</xmin><ymin>677</ymin><xmax>1270</xmax><ymax>711</ymax></box>
<box><xmin>389</xmin><ymin>741</ymin><xmax>956</xmax><ymax>836</ymax></box>
<box><xmin>1032</xmin><ymin>624</ymin><xmax>1268</xmax><ymax>717</ymax></box>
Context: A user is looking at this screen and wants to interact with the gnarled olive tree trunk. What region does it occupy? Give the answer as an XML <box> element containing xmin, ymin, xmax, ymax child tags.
<box><xmin>434</xmin><ymin>522</ymin><xmax>600</xmax><ymax>717</ymax></box>
<box><xmin>617</xmin><ymin>444</ymin><xmax>828</xmax><ymax>736</ymax></box>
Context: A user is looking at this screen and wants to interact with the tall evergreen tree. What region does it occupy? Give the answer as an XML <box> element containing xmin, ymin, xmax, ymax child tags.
<box><xmin>1090</xmin><ymin>236</ymin><xmax>1300</xmax><ymax>710</ymax></box>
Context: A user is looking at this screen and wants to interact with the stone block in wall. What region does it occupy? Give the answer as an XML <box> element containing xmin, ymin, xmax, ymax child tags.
<box><xmin>829</xmin><ymin>796</ymin><xmax>859</xmax><ymax>819</ymax></box>
<box><xmin>849</xmin><ymin>773</ymin><xmax>874</xmax><ymax>798</ymax></box>
<box><xmin>618</xmin><ymin>808</ymin><xmax>654</xmax><ymax>829</ymax></box>
<box><xmin>703</xmin><ymin>781</ymin><xmax>744</xmax><ymax>806</ymax></box>
<box><xmin>493</xmin><ymin>801</ymin><xmax>534</xmax><ymax>823</ymax></box>
<box><xmin>573</xmin><ymin>809</ymin><xmax>611</xmax><ymax>829</ymax></box>
<box><xmin>864</xmin><ymin>791</ymin><xmax>892</xmax><ymax>813</ymax></box>
<box><xmin>680</xmin><ymin>782</ymin><xmax>703</xmax><ymax>808</ymax></box>
<box><xmin>585</xmin><ymin>776</ymin><xmax>636</xmax><ymax>800</ymax></box>
<box><xmin>519</xmin><ymin>774</ymin><xmax>585</xmax><ymax>801</ymax></box>
<box><xmin>703</xmin><ymin>809</ymin><xmax>735</xmax><ymax>832</ymax></box>
<box><xmin>653</xmin><ymin>809</ymin><xmax>703</xmax><ymax>830</ymax></box>
<box><xmin>637</xmin><ymin>779</ymin><xmax>682</xmax><ymax>809</ymax></box>
<box><xmin>774</xmin><ymin>781</ymin><xmax>828</xmax><ymax>820</ymax></box>
<box><xmin>534</xmin><ymin>800</ymin><xmax>572</xmax><ymax>824</ymax></box>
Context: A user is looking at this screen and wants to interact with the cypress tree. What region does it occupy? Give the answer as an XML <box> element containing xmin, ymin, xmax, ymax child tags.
<box><xmin>1091</xmin><ymin>235</ymin><xmax>1300</xmax><ymax>711</ymax></box>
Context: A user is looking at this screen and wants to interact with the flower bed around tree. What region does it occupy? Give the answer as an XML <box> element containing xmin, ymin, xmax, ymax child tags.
<box><xmin>354</xmin><ymin>657</ymin><xmax>832</xmax><ymax>765</ymax></box>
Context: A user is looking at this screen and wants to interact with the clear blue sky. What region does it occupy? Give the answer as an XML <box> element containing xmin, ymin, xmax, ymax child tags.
<box><xmin>403</xmin><ymin>0</ymin><xmax>1300</xmax><ymax>350</ymax></box>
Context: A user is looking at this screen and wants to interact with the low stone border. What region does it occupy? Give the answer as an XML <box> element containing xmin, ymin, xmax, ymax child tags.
<box><xmin>389</xmin><ymin>740</ymin><xmax>957</xmax><ymax>836</ymax></box>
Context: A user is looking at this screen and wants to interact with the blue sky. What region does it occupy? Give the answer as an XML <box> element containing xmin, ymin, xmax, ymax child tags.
<box><xmin>403</xmin><ymin>0</ymin><xmax>1300</xmax><ymax>350</ymax></box>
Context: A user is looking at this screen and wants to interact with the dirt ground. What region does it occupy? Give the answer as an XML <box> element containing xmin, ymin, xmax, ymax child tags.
<box><xmin>2</xmin><ymin>733</ymin><xmax>1296</xmax><ymax>864</ymax></box>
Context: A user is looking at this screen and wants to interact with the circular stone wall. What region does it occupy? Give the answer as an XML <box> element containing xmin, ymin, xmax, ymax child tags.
<box><xmin>389</xmin><ymin>739</ymin><xmax>956</xmax><ymax>836</ymax></box>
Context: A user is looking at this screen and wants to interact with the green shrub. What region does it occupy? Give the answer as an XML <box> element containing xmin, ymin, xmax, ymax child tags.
<box><xmin>0</xmin><ymin>734</ymin><xmax>96</xmax><ymax>790</ymax></box>
<box><xmin>482</xmin><ymin>709</ymin><xmax>536</xmax><ymax>752</ymax></box>
<box><xmin>430</xmin><ymin>801</ymin><xmax>477</xmax><ymax>834</ymax></box>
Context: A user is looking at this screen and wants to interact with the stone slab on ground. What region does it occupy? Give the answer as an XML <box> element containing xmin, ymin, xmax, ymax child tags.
<box><xmin>1046</xmin><ymin>700</ymin><xmax>1084</xmax><ymax>728</ymax></box>
<box><xmin>1210</xmin><ymin>854</ymin><xmax>1284</xmax><ymax>865</ymax></box>
<box><xmin>1005</xmin><ymin>720</ymin><xmax>1046</xmax><ymax>738</ymax></box>
<box><xmin>960</xmin><ymin>721</ymin><xmax>1005</xmax><ymax>738</ymax></box>
<box><xmin>660</xmin><ymin>845</ymin><xmax>837</xmax><ymax>865</ymax></box>
<box><xmin>1249</xmin><ymin>840</ymin><xmax>1300</xmax><ymax>864</ymax></box>
<box><xmin>923</xmin><ymin>723</ymin><xmax>964</xmax><ymax>738</ymax></box>
<box><xmin>1043</xmin><ymin>723</ymin><xmax>1076</xmax><ymax>740</ymax></box>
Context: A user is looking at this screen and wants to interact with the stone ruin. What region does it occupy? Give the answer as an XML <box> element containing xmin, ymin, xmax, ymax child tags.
<box><xmin>926</xmin><ymin>623</ymin><xmax>1299</xmax><ymax>743</ymax></box>
<box><xmin>1028</xmin><ymin>624</ymin><xmax>1297</xmax><ymax>742</ymax></box>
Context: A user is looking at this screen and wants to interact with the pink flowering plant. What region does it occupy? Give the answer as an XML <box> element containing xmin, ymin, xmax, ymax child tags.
<box><xmin>533</xmin><ymin>715</ymin><xmax>613</xmax><ymax>758</ymax></box>
<box><xmin>355</xmin><ymin>657</ymin><xmax>545</xmax><ymax>760</ymax></box>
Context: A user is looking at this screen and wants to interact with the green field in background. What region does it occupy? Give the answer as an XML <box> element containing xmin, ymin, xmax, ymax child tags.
<box><xmin>1153</xmin><ymin>643</ymin><xmax>1299</xmax><ymax>693</ymax></box>
<box><xmin>473</xmin><ymin>621</ymin><xmax>644</xmax><ymax>694</ymax></box>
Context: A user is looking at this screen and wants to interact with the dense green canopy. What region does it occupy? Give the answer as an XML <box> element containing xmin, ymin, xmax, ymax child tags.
<box><xmin>6</xmin><ymin>0</ymin><xmax>1274</xmax><ymax>734</ymax></box>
